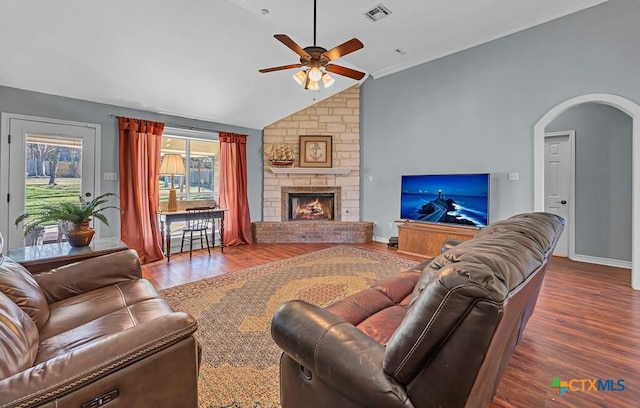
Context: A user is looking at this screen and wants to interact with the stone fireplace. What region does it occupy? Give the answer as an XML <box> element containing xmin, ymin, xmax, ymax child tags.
<box><xmin>252</xmin><ymin>85</ymin><xmax>373</xmax><ymax>243</ymax></box>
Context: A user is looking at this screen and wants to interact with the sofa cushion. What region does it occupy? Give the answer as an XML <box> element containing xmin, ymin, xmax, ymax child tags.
<box><xmin>35</xmin><ymin>297</ymin><xmax>175</xmax><ymax>364</ymax></box>
<box><xmin>0</xmin><ymin>291</ymin><xmax>39</xmax><ymax>381</ymax></box>
<box><xmin>39</xmin><ymin>278</ymin><xmax>162</xmax><ymax>341</ymax></box>
<box><xmin>325</xmin><ymin>270</ymin><xmax>420</xmax><ymax>345</ymax></box>
<box><xmin>0</xmin><ymin>258</ymin><xmax>49</xmax><ymax>329</ymax></box>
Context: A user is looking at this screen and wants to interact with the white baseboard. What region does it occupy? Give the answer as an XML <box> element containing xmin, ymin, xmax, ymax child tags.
<box><xmin>570</xmin><ymin>254</ymin><xmax>632</xmax><ymax>270</ymax></box>
<box><xmin>373</xmin><ymin>235</ymin><xmax>390</xmax><ymax>243</ymax></box>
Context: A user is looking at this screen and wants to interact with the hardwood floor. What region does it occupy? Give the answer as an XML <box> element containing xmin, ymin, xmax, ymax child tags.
<box><xmin>143</xmin><ymin>243</ymin><xmax>640</xmax><ymax>407</ymax></box>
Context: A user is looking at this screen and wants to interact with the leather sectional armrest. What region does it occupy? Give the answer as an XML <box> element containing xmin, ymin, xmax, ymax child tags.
<box><xmin>34</xmin><ymin>249</ymin><xmax>143</xmax><ymax>303</ymax></box>
<box><xmin>271</xmin><ymin>300</ymin><xmax>410</xmax><ymax>407</ymax></box>
<box><xmin>0</xmin><ymin>311</ymin><xmax>196</xmax><ymax>407</ymax></box>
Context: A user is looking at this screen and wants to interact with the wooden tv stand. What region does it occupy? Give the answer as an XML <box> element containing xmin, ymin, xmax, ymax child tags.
<box><xmin>395</xmin><ymin>221</ymin><xmax>478</xmax><ymax>258</ymax></box>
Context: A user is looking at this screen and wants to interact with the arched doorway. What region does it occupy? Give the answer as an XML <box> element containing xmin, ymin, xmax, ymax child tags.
<box><xmin>534</xmin><ymin>93</ymin><xmax>640</xmax><ymax>290</ymax></box>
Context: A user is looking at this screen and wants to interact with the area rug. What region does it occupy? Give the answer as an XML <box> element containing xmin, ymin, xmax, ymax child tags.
<box><xmin>159</xmin><ymin>245</ymin><xmax>420</xmax><ymax>408</ymax></box>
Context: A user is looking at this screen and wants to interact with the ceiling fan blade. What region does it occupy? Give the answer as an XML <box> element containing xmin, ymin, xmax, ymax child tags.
<box><xmin>326</xmin><ymin>64</ymin><xmax>366</xmax><ymax>80</ymax></box>
<box><xmin>274</xmin><ymin>34</ymin><xmax>311</xmax><ymax>58</ymax></box>
<box><xmin>259</xmin><ymin>64</ymin><xmax>304</xmax><ymax>73</ymax></box>
<box><xmin>322</xmin><ymin>38</ymin><xmax>364</xmax><ymax>61</ymax></box>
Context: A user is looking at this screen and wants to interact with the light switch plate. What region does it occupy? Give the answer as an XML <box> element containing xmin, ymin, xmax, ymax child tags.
<box><xmin>508</xmin><ymin>172</ymin><xmax>519</xmax><ymax>181</ymax></box>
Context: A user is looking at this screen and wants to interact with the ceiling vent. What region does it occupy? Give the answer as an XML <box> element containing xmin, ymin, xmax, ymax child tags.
<box><xmin>363</xmin><ymin>3</ymin><xmax>392</xmax><ymax>22</ymax></box>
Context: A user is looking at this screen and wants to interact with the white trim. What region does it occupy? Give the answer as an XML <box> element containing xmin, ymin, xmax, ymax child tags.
<box><xmin>164</xmin><ymin>126</ymin><xmax>219</xmax><ymax>140</ymax></box>
<box><xmin>570</xmin><ymin>254</ymin><xmax>632</xmax><ymax>270</ymax></box>
<box><xmin>0</xmin><ymin>113</ymin><xmax>11</xmax><ymax>243</ymax></box>
<box><xmin>544</xmin><ymin>130</ymin><xmax>576</xmax><ymax>259</ymax></box>
<box><xmin>373</xmin><ymin>235</ymin><xmax>390</xmax><ymax>244</ymax></box>
<box><xmin>534</xmin><ymin>93</ymin><xmax>640</xmax><ymax>290</ymax></box>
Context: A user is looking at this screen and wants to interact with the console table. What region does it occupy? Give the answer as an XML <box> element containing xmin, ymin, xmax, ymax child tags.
<box><xmin>396</xmin><ymin>221</ymin><xmax>478</xmax><ymax>258</ymax></box>
<box><xmin>6</xmin><ymin>237</ymin><xmax>129</xmax><ymax>274</ymax></box>
<box><xmin>158</xmin><ymin>208</ymin><xmax>227</xmax><ymax>262</ymax></box>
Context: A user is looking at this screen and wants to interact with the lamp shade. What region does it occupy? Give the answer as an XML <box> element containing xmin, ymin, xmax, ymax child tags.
<box><xmin>321</xmin><ymin>73</ymin><xmax>335</xmax><ymax>88</ymax></box>
<box><xmin>159</xmin><ymin>154</ymin><xmax>186</xmax><ymax>175</ymax></box>
<box><xmin>293</xmin><ymin>70</ymin><xmax>307</xmax><ymax>85</ymax></box>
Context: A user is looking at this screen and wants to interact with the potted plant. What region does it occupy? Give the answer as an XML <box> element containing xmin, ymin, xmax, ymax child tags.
<box><xmin>15</xmin><ymin>192</ymin><xmax>122</xmax><ymax>247</ymax></box>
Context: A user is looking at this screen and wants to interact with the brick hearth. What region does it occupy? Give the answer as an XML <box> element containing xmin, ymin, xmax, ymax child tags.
<box><xmin>252</xmin><ymin>221</ymin><xmax>373</xmax><ymax>243</ymax></box>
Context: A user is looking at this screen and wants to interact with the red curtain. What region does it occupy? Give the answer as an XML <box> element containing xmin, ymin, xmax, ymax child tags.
<box><xmin>219</xmin><ymin>132</ymin><xmax>253</xmax><ymax>245</ymax></box>
<box><xmin>118</xmin><ymin>117</ymin><xmax>165</xmax><ymax>263</ymax></box>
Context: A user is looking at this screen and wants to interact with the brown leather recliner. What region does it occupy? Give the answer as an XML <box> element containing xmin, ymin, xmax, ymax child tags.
<box><xmin>0</xmin><ymin>248</ymin><xmax>199</xmax><ymax>408</ymax></box>
<box><xmin>271</xmin><ymin>212</ymin><xmax>565</xmax><ymax>408</ymax></box>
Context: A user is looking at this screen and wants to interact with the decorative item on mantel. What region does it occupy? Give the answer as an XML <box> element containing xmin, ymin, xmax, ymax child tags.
<box><xmin>14</xmin><ymin>193</ymin><xmax>123</xmax><ymax>247</ymax></box>
<box><xmin>267</xmin><ymin>143</ymin><xmax>295</xmax><ymax>167</ymax></box>
<box><xmin>299</xmin><ymin>135</ymin><xmax>332</xmax><ymax>168</ymax></box>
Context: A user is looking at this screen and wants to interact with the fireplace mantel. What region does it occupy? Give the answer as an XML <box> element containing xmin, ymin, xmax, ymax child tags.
<box><xmin>269</xmin><ymin>167</ymin><xmax>352</xmax><ymax>175</ymax></box>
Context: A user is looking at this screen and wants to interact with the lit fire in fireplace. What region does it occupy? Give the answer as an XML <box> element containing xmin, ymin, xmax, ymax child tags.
<box><xmin>289</xmin><ymin>194</ymin><xmax>334</xmax><ymax>220</ymax></box>
<box><xmin>296</xmin><ymin>198</ymin><xmax>327</xmax><ymax>219</ymax></box>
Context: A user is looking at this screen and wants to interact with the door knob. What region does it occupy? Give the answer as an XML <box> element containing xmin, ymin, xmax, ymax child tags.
<box><xmin>560</xmin><ymin>200</ymin><xmax>567</xmax><ymax>205</ymax></box>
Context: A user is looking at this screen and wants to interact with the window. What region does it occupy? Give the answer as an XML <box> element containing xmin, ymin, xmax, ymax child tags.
<box><xmin>159</xmin><ymin>128</ymin><xmax>220</xmax><ymax>204</ymax></box>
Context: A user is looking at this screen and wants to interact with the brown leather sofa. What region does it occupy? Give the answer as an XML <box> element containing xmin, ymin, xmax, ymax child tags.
<box><xmin>271</xmin><ymin>212</ymin><xmax>565</xmax><ymax>408</ymax></box>
<box><xmin>0</xmin><ymin>248</ymin><xmax>199</xmax><ymax>408</ymax></box>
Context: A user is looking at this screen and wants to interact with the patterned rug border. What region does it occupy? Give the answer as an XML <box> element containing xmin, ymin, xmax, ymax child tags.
<box><xmin>159</xmin><ymin>245</ymin><xmax>420</xmax><ymax>303</ymax></box>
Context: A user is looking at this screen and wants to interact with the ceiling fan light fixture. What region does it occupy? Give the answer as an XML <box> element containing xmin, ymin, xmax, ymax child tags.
<box><xmin>293</xmin><ymin>70</ymin><xmax>307</xmax><ymax>85</ymax></box>
<box><xmin>321</xmin><ymin>72</ymin><xmax>335</xmax><ymax>88</ymax></box>
<box><xmin>308</xmin><ymin>67</ymin><xmax>322</xmax><ymax>82</ymax></box>
<box><xmin>305</xmin><ymin>79</ymin><xmax>320</xmax><ymax>91</ymax></box>
<box><xmin>259</xmin><ymin>0</ymin><xmax>365</xmax><ymax>86</ymax></box>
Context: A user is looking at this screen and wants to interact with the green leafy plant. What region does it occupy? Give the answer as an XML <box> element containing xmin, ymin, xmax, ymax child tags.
<box><xmin>15</xmin><ymin>192</ymin><xmax>123</xmax><ymax>236</ymax></box>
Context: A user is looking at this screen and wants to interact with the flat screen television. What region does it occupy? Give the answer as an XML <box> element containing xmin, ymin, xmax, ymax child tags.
<box><xmin>400</xmin><ymin>173</ymin><xmax>490</xmax><ymax>228</ymax></box>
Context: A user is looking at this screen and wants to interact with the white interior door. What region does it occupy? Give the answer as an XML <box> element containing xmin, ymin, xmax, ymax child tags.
<box><xmin>1</xmin><ymin>114</ymin><xmax>100</xmax><ymax>250</ymax></box>
<box><xmin>544</xmin><ymin>131</ymin><xmax>575</xmax><ymax>257</ymax></box>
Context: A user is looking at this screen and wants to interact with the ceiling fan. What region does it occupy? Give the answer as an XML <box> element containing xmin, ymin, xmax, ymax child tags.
<box><xmin>258</xmin><ymin>0</ymin><xmax>366</xmax><ymax>90</ymax></box>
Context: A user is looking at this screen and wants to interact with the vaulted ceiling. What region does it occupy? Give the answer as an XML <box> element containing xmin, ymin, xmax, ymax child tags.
<box><xmin>0</xmin><ymin>0</ymin><xmax>607</xmax><ymax>129</ymax></box>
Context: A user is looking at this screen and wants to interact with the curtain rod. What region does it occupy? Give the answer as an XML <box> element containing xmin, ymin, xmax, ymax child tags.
<box><xmin>110</xmin><ymin>114</ymin><xmax>220</xmax><ymax>134</ymax></box>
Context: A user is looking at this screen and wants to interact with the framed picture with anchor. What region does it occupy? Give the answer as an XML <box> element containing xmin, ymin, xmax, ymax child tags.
<box><xmin>299</xmin><ymin>135</ymin><xmax>332</xmax><ymax>168</ymax></box>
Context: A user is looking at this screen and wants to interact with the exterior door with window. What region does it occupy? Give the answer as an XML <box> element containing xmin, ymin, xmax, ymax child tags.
<box><xmin>1</xmin><ymin>114</ymin><xmax>99</xmax><ymax>250</ymax></box>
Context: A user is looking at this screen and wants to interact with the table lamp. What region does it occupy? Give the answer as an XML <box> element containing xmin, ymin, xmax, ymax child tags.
<box><xmin>159</xmin><ymin>154</ymin><xmax>186</xmax><ymax>212</ymax></box>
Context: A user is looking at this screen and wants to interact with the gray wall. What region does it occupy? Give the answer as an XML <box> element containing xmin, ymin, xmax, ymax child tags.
<box><xmin>360</xmin><ymin>0</ymin><xmax>640</xmax><ymax>242</ymax></box>
<box><xmin>547</xmin><ymin>103</ymin><xmax>632</xmax><ymax>261</ymax></box>
<box><xmin>0</xmin><ymin>85</ymin><xmax>264</xmax><ymax>238</ymax></box>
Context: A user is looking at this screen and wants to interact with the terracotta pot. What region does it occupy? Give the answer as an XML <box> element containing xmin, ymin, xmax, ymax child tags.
<box><xmin>65</xmin><ymin>221</ymin><xmax>95</xmax><ymax>247</ymax></box>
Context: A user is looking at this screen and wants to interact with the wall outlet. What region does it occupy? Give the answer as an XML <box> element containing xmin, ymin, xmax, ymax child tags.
<box><xmin>103</xmin><ymin>172</ymin><xmax>118</xmax><ymax>181</ymax></box>
<box><xmin>389</xmin><ymin>222</ymin><xmax>393</xmax><ymax>230</ymax></box>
